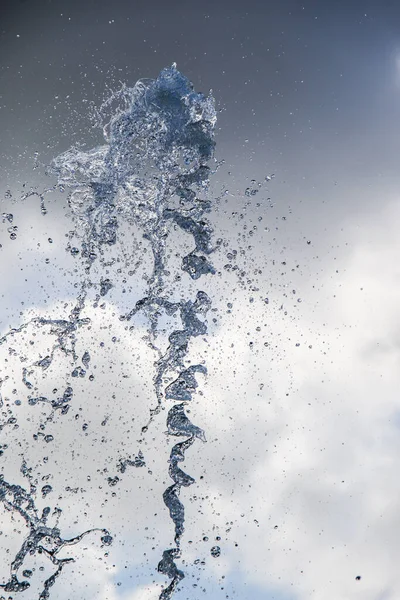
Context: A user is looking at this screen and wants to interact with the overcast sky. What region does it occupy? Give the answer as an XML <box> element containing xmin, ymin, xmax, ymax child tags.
<box><xmin>1</xmin><ymin>1</ymin><xmax>400</xmax><ymax>599</ymax></box>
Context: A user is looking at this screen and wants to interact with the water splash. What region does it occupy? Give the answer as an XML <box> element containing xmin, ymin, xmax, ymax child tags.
<box><xmin>0</xmin><ymin>462</ymin><xmax>111</xmax><ymax>599</ymax></box>
<box><xmin>1</xmin><ymin>64</ymin><xmax>217</xmax><ymax>598</ymax></box>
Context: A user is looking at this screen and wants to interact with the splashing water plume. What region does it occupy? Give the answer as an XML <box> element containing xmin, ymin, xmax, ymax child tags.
<box><xmin>1</xmin><ymin>64</ymin><xmax>217</xmax><ymax>599</ymax></box>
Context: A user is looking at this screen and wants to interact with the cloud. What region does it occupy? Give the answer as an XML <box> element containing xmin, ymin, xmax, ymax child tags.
<box><xmin>2</xmin><ymin>176</ymin><xmax>400</xmax><ymax>600</ymax></box>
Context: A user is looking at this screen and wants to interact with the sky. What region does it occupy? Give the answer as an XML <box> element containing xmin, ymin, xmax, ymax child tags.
<box><xmin>1</xmin><ymin>0</ymin><xmax>400</xmax><ymax>599</ymax></box>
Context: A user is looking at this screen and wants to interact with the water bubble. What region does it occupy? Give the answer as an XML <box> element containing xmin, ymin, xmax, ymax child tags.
<box><xmin>41</xmin><ymin>485</ymin><xmax>52</xmax><ymax>497</ymax></box>
<box><xmin>82</xmin><ymin>351</ymin><xmax>91</xmax><ymax>368</ymax></box>
<box><xmin>107</xmin><ymin>476</ymin><xmax>119</xmax><ymax>487</ymax></box>
<box><xmin>210</xmin><ymin>546</ymin><xmax>221</xmax><ymax>557</ymax></box>
<box><xmin>22</xmin><ymin>570</ymin><xmax>33</xmax><ymax>578</ymax></box>
<box><xmin>101</xmin><ymin>534</ymin><xmax>113</xmax><ymax>546</ymax></box>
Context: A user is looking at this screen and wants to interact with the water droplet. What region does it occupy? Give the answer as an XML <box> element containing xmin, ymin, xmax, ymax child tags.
<box><xmin>101</xmin><ymin>534</ymin><xmax>113</xmax><ymax>546</ymax></box>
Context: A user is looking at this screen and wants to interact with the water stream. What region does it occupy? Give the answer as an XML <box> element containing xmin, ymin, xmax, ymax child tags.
<box><xmin>0</xmin><ymin>64</ymin><xmax>217</xmax><ymax>599</ymax></box>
